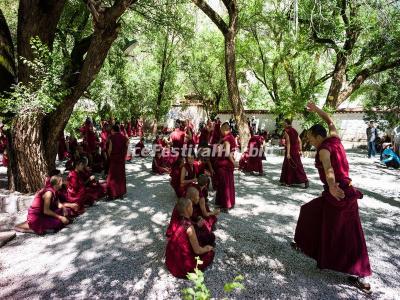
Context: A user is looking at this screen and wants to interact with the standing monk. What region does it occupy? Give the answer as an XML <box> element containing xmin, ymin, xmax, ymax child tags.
<box><xmin>107</xmin><ymin>125</ymin><xmax>129</xmax><ymax>200</ymax></box>
<box><xmin>292</xmin><ymin>102</ymin><xmax>372</xmax><ymax>292</ymax></box>
<box><xmin>210</xmin><ymin>117</ymin><xmax>221</xmax><ymax>145</ymax></box>
<box><xmin>215</xmin><ymin>122</ymin><xmax>236</xmax><ymax>210</ymax></box>
<box><xmin>280</xmin><ymin>119</ymin><xmax>309</xmax><ymax>188</ymax></box>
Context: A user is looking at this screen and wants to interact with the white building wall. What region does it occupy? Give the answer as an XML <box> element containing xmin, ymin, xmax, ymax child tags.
<box><xmin>166</xmin><ymin>105</ymin><xmax>369</xmax><ymax>142</ymax></box>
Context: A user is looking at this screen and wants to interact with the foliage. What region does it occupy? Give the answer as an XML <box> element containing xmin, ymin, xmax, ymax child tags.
<box><xmin>182</xmin><ymin>30</ymin><xmax>228</xmax><ymax>114</ymax></box>
<box><xmin>361</xmin><ymin>69</ymin><xmax>400</xmax><ymax>130</ymax></box>
<box><xmin>182</xmin><ymin>257</ymin><xmax>244</xmax><ymax>300</ymax></box>
<box><xmin>0</xmin><ymin>37</ymin><xmax>68</xmax><ymax>115</ymax></box>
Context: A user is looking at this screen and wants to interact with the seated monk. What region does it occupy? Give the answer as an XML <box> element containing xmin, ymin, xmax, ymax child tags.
<box><xmin>186</xmin><ymin>186</ymin><xmax>218</xmax><ymax>242</ymax></box>
<box><xmin>166</xmin><ymin>186</ymin><xmax>217</xmax><ymax>244</ymax></box>
<box><xmin>239</xmin><ymin>135</ymin><xmax>265</xmax><ymax>175</ymax></box>
<box><xmin>170</xmin><ymin>157</ymin><xmax>185</xmax><ymax>197</ymax></box>
<box><xmin>165</xmin><ymin>197</ymin><xmax>214</xmax><ymax>278</ymax></box>
<box><xmin>152</xmin><ymin>151</ymin><xmax>171</xmax><ymax>174</ymax></box>
<box><xmin>178</xmin><ymin>155</ymin><xmax>198</xmax><ymax>197</ymax></box>
<box><xmin>81</xmin><ymin>157</ymin><xmax>107</xmax><ymax>200</ymax></box>
<box><xmin>67</xmin><ymin>158</ymin><xmax>98</xmax><ymax>209</ymax></box>
<box><xmin>44</xmin><ymin>169</ymin><xmax>69</xmax><ymax>204</ymax></box>
<box><xmin>14</xmin><ymin>175</ymin><xmax>78</xmax><ymax>234</ymax></box>
<box><xmin>134</xmin><ymin>137</ymin><xmax>149</xmax><ymax>157</ymax></box>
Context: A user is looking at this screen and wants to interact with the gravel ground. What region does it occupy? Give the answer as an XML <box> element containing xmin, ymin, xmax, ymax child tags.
<box><xmin>0</xmin><ymin>147</ymin><xmax>399</xmax><ymax>299</ymax></box>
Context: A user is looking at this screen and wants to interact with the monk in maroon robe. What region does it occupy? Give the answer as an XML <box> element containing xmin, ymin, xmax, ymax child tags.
<box><xmin>14</xmin><ymin>175</ymin><xmax>78</xmax><ymax>234</ymax></box>
<box><xmin>170</xmin><ymin>123</ymin><xmax>185</xmax><ymax>153</ymax></box>
<box><xmin>170</xmin><ymin>157</ymin><xmax>185</xmax><ymax>197</ymax></box>
<box><xmin>280</xmin><ymin>119</ymin><xmax>308</xmax><ymax>188</ymax></box>
<box><xmin>215</xmin><ymin>122</ymin><xmax>236</xmax><ymax>210</ymax></box>
<box><xmin>239</xmin><ymin>135</ymin><xmax>264</xmax><ymax>175</ymax></box>
<box><xmin>136</xmin><ymin>119</ymin><xmax>144</xmax><ymax>137</ymax></box>
<box><xmin>293</xmin><ymin>102</ymin><xmax>372</xmax><ymax>292</ymax></box>
<box><xmin>152</xmin><ymin>151</ymin><xmax>171</xmax><ymax>174</ymax></box>
<box><xmin>58</xmin><ymin>132</ymin><xmax>67</xmax><ymax>161</ymax></box>
<box><xmin>67</xmin><ymin>159</ymin><xmax>98</xmax><ymax>209</ymax></box>
<box><xmin>210</xmin><ymin>118</ymin><xmax>221</xmax><ymax>145</ymax></box>
<box><xmin>165</xmin><ymin>197</ymin><xmax>214</xmax><ymax>278</ymax></box>
<box><xmin>178</xmin><ymin>155</ymin><xmax>198</xmax><ymax>198</ymax></box>
<box><xmin>134</xmin><ymin>137</ymin><xmax>148</xmax><ymax>157</ymax></box>
<box><xmin>107</xmin><ymin>125</ymin><xmax>128</xmax><ymax>199</ymax></box>
<box><xmin>199</xmin><ymin>121</ymin><xmax>212</xmax><ymax>146</ymax></box>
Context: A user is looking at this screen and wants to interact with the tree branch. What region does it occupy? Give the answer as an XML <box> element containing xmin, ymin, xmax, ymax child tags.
<box><xmin>339</xmin><ymin>58</ymin><xmax>400</xmax><ymax>104</ymax></box>
<box><xmin>192</xmin><ymin>0</ymin><xmax>229</xmax><ymax>34</ymax></box>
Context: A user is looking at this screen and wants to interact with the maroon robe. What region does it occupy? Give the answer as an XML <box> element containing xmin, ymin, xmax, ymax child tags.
<box><xmin>126</xmin><ymin>122</ymin><xmax>132</xmax><ymax>137</ymax></box>
<box><xmin>240</xmin><ymin>135</ymin><xmax>264</xmax><ymax>173</ymax></box>
<box><xmin>152</xmin><ymin>156</ymin><xmax>170</xmax><ymax>174</ymax></box>
<box><xmin>215</xmin><ymin>133</ymin><xmax>236</xmax><ymax>209</ymax></box>
<box><xmin>136</xmin><ymin>120</ymin><xmax>144</xmax><ymax>137</ymax></box>
<box><xmin>58</xmin><ymin>133</ymin><xmax>67</xmax><ymax>161</ymax></box>
<box><xmin>107</xmin><ymin>133</ymin><xmax>128</xmax><ymax>198</ymax></box>
<box><xmin>294</xmin><ymin>136</ymin><xmax>371</xmax><ymax>277</ymax></box>
<box><xmin>134</xmin><ymin>141</ymin><xmax>146</xmax><ymax>157</ymax></box>
<box><xmin>210</xmin><ymin>121</ymin><xmax>221</xmax><ymax>144</ymax></box>
<box><xmin>67</xmin><ymin>170</ymin><xmax>97</xmax><ymax>207</ymax></box>
<box><xmin>27</xmin><ymin>187</ymin><xmax>70</xmax><ymax>235</ymax></box>
<box><xmin>280</xmin><ymin>127</ymin><xmax>308</xmax><ymax>184</ymax></box>
<box><xmin>165</xmin><ymin>217</ymin><xmax>214</xmax><ymax>278</ymax></box>
<box><xmin>81</xmin><ymin>169</ymin><xmax>107</xmax><ymax>199</ymax></box>
<box><xmin>170</xmin><ymin>162</ymin><xmax>182</xmax><ymax>197</ymax></box>
<box><xmin>170</xmin><ymin>128</ymin><xmax>185</xmax><ymax>150</ymax></box>
<box><xmin>178</xmin><ymin>163</ymin><xmax>196</xmax><ymax>197</ymax></box>
<box><xmin>199</xmin><ymin>127</ymin><xmax>210</xmax><ymax>146</ymax></box>
<box><xmin>84</xmin><ymin>129</ymin><xmax>98</xmax><ymax>154</ymax></box>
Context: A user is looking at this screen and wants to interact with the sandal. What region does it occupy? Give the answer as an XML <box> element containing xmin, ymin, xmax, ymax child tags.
<box><xmin>348</xmin><ymin>276</ymin><xmax>372</xmax><ymax>295</ymax></box>
<box><xmin>290</xmin><ymin>241</ymin><xmax>301</xmax><ymax>252</ymax></box>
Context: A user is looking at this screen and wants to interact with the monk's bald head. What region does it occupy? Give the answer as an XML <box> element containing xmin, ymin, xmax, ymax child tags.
<box><xmin>220</xmin><ymin>122</ymin><xmax>230</xmax><ymax>132</ymax></box>
<box><xmin>186</xmin><ymin>186</ymin><xmax>199</xmax><ymax>199</ymax></box>
<box><xmin>177</xmin><ymin>197</ymin><xmax>192</xmax><ymax>215</ymax></box>
<box><xmin>197</xmin><ymin>174</ymin><xmax>208</xmax><ymax>187</ymax></box>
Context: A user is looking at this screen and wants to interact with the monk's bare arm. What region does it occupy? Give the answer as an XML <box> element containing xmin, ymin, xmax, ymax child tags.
<box><xmin>43</xmin><ymin>192</ymin><xmax>69</xmax><ymax>223</ymax></box>
<box><xmin>187</xmin><ymin>226</ymin><xmax>213</xmax><ymax>255</ymax></box>
<box><xmin>319</xmin><ymin>149</ymin><xmax>345</xmax><ymax>200</ymax></box>
<box><xmin>225</xmin><ymin>141</ymin><xmax>235</xmax><ymax>165</ymax></box>
<box><xmin>298</xmin><ymin>136</ymin><xmax>302</xmax><ymax>153</ymax></box>
<box><xmin>306</xmin><ymin>102</ymin><xmax>338</xmax><ymax>137</ymax></box>
<box><xmin>284</xmin><ymin>132</ymin><xmax>291</xmax><ymax>159</ymax></box>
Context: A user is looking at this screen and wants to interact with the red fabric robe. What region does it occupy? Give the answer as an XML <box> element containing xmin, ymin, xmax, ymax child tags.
<box><xmin>280</xmin><ymin>127</ymin><xmax>308</xmax><ymax>184</ymax></box>
<box><xmin>152</xmin><ymin>156</ymin><xmax>170</xmax><ymax>175</ymax></box>
<box><xmin>107</xmin><ymin>133</ymin><xmax>128</xmax><ymax>198</ymax></box>
<box><xmin>215</xmin><ymin>133</ymin><xmax>236</xmax><ymax>209</ymax></box>
<box><xmin>165</xmin><ymin>217</ymin><xmax>214</xmax><ymax>278</ymax></box>
<box><xmin>170</xmin><ymin>128</ymin><xmax>185</xmax><ymax>150</ymax></box>
<box><xmin>239</xmin><ymin>135</ymin><xmax>264</xmax><ymax>173</ymax></box>
<box><xmin>67</xmin><ymin>170</ymin><xmax>97</xmax><ymax>207</ymax></box>
<box><xmin>294</xmin><ymin>136</ymin><xmax>371</xmax><ymax>277</ymax></box>
<box><xmin>210</xmin><ymin>121</ymin><xmax>221</xmax><ymax>144</ymax></box>
<box><xmin>27</xmin><ymin>187</ymin><xmax>72</xmax><ymax>235</ymax></box>
<box><xmin>134</xmin><ymin>141</ymin><xmax>146</xmax><ymax>157</ymax></box>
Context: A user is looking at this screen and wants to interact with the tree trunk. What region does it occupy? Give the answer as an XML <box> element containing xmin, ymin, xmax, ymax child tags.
<box><xmin>7</xmin><ymin>1</ymin><xmax>134</xmax><ymax>192</ymax></box>
<box><xmin>0</xmin><ymin>9</ymin><xmax>16</xmax><ymax>95</ymax></box>
<box><xmin>325</xmin><ymin>53</ymin><xmax>347</xmax><ymax>108</ymax></box>
<box><xmin>17</xmin><ymin>0</ymin><xmax>66</xmax><ymax>83</ymax></box>
<box><xmin>9</xmin><ymin>111</ymin><xmax>50</xmax><ymax>192</ymax></box>
<box><xmin>225</xmin><ymin>31</ymin><xmax>250</xmax><ymax>149</ymax></box>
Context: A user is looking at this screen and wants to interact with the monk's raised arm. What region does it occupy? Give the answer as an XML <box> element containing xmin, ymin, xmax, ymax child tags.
<box><xmin>306</xmin><ymin>101</ymin><xmax>338</xmax><ymax>137</ymax></box>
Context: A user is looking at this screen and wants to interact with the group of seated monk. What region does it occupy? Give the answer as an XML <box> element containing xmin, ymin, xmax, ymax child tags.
<box><xmin>165</xmin><ymin>181</ymin><xmax>219</xmax><ymax>278</ymax></box>
<box><xmin>14</xmin><ymin>159</ymin><xmax>107</xmax><ymax>235</ymax></box>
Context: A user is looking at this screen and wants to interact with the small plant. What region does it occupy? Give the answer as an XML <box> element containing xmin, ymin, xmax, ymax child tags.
<box><xmin>182</xmin><ymin>257</ymin><xmax>244</xmax><ymax>300</ymax></box>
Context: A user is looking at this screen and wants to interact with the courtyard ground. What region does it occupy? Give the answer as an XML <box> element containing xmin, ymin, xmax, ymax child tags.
<box><xmin>0</xmin><ymin>145</ymin><xmax>399</xmax><ymax>299</ymax></box>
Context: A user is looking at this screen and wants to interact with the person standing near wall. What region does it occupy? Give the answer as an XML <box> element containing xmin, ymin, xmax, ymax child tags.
<box><xmin>366</xmin><ymin>121</ymin><xmax>378</xmax><ymax>158</ymax></box>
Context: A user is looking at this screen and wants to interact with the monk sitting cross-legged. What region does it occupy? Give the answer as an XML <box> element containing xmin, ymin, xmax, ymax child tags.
<box><xmin>152</xmin><ymin>150</ymin><xmax>171</xmax><ymax>175</ymax></box>
<box><xmin>67</xmin><ymin>158</ymin><xmax>98</xmax><ymax>210</ymax></box>
<box><xmin>14</xmin><ymin>175</ymin><xmax>78</xmax><ymax>235</ymax></box>
<box><xmin>165</xmin><ymin>197</ymin><xmax>215</xmax><ymax>279</ymax></box>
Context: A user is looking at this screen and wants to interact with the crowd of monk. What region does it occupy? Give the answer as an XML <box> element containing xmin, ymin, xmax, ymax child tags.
<box><xmin>6</xmin><ymin>102</ymin><xmax>373</xmax><ymax>291</ymax></box>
